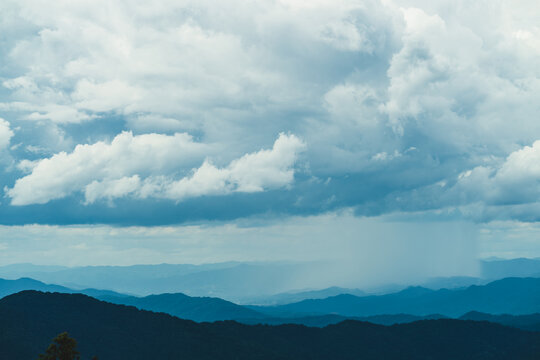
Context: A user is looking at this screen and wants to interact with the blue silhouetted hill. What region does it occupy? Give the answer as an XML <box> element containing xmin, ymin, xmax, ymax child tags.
<box><xmin>243</xmin><ymin>286</ymin><xmax>367</xmax><ymax>306</ymax></box>
<box><xmin>99</xmin><ymin>293</ymin><xmax>265</xmax><ymax>322</ymax></box>
<box><xmin>0</xmin><ymin>277</ymin><xmax>72</xmax><ymax>298</ymax></box>
<box><xmin>1</xmin><ymin>277</ymin><xmax>264</xmax><ymax>322</ymax></box>
<box><xmin>1</xmin><ymin>291</ymin><xmax>540</xmax><ymax>360</ymax></box>
<box><xmin>251</xmin><ymin>277</ymin><xmax>540</xmax><ymax>317</ymax></box>
<box><xmin>0</xmin><ymin>277</ymin><xmax>128</xmax><ymax>299</ymax></box>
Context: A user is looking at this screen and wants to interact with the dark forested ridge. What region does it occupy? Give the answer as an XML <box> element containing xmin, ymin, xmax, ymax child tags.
<box><xmin>459</xmin><ymin>311</ymin><xmax>540</xmax><ymax>332</ymax></box>
<box><xmin>1</xmin><ymin>291</ymin><xmax>540</xmax><ymax>360</ymax></box>
<box><xmin>238</xmin><ymin>313</ymin><xmax>449</xmax><ymax>327</ymax></box>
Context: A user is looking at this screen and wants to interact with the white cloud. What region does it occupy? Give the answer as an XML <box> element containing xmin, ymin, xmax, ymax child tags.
<box><xmin>0</xmin><ymin>0</ymin><xmax>402</xmax><ymax>142</ymax></box>
<box><xmin>455</xmin><ymin>140</ymin><xmax>540</xmax><ymax>206</ymax></box>
<box><xmin>26</xmin><ymin>105</ymin><xmax>96</xmax><ymax>124</ymax></box>
<box><xmin>6</xmin><ymin>131</ymin><xmax>209</xmax><ymax>205</ymax></box>
<box><xmin>380</xmin><ymin>4</ymin><xmax>540</xmax><ymax>154</ymax></box>
<box><xmin>324</xmin><ymin>84</ymin><xmax>381</xmax><ymax>127</ymax></box>
<box><xmin>162</xmin><ymin>133</ymin><xmax>306</xmax><ymax>200</ymax></box>
<box><xmin>0</xmin><ymin>118</ymin><xmax>14</xmax><ymax>150</ymax></box>
<box><xmin>72</xmin><ymin>79</ymin><xmax>143</xmax><ymax>113</ymax></box>
<box><xmin>6</xmin><ymin>132</ymin><xmax>305</xmax><ymax>205</ymax></box>
<box><xmin>84</xmin><ymin>176</ymin><xmax>142</xmax><ymax>204</ymax></box>
<box><xmin>1</xmin><ymin>0</ymin><xmax>540</xmax><ymax>222</ymax></box>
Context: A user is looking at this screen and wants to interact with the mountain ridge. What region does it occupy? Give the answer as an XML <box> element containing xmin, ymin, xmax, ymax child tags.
<box><xmin>251</xmin><ymin>277</ymin><xmax>540</xmax><ymax>317</ymax></box>
<box><xmin>2</xmin><ymin>290</ymin><xmax>539</xmax><ymax>360</ymax></box>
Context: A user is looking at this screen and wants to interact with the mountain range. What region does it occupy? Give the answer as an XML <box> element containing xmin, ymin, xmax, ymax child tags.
<box><xmin>99</xmin><ymin>293</ymin><xmax>265</xmax><ymax>322</ymax></box>
<box><xmin>0</xmin><ymin>262</ymin><xmax>317</xmax><ymax>300</ymax></box>
<box><xmin>1</xmin><ymin>258</ymin><xmax>539</xmax><ymax>301</ymax></box>
<box><xmin>2</xmin><ymin>291</ymin><xmax>539</xmax><ymax>360</ymax></box>
<box><xmin>250</xmin><ymin>277</ymin><xmax>540</xmax><ymax>318</ymax></box>
<box><xmin>0</xmin><ymin>277</ymin><xmax>127</xmax><ymax>299</ymax></box>
<box><xmin>0</xmin><ymin>277</ymin><xmax>263</xmax><ymax>322</ymax></box>
<box><xmin>3</xmin><ymin>276</ymin><xmax>540</xmax><ymax>330</ymax></box>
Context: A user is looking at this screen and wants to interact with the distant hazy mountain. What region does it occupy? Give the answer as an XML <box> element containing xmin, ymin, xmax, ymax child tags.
<box><xmin>0</xmin><ymin>262</ymin><xmax>240</xmax><ymax>294</ymax></box>
<box><xmin>0</xmin><ymin>262</ymin><xmax>317</xmax><ymax>300</ymax></box>
<box><xmin>481</xmin><ymin>258</ymin><xmax>540</xmax><ymax>279</ymax></box>
<box><xmin>0</xmin><ymin>263</ymin><xmax>68</xmax><ymax>277</ymax></box>
<box><xmin>2</xmin><ymin>291</ymin><xmax>539</xmax><ymax>360</ymax></box>
<box><xmin>0</xmin><ymin>278</ymin><xmax>128</xmax><ymax>299</ymax></box>
<box><xmin>242</xmin><ymin>286</ymin><xmax>367</xmax><ymax>306</ymax></box>
<box><xmin>0</xmin><ymin>278</ymin><xmax>72</xmax><ymax>298</ymax></box>
<box><xmin>98</xmin><ymin>293</ymin><xmax>265</xmax><ymax>322</ymax></box>
<box><xmin>251</xmin><ymin>277</ymin><xmax>540</xmax><ymax>317</ymax></box>
<box><xmin>419</xmin><ymin>276</ymin><xmax>486</xmax><ymax>290</ymax></box>
<box><xmin>2</xmin><ymin>258</ymin><xmax>539</xmax><ymax>301</ymax></box>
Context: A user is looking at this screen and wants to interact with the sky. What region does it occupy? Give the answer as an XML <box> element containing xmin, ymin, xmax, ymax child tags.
<box><xmin>0</xmin><ymin>0</ymin><xmax>539</xmax><ymax>272</ymax></box>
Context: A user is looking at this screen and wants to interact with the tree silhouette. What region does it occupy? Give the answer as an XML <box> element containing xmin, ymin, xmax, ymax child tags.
<box><xmin>38</xmin><ymin>332</ymin><xmax>80</xmax><ymax>360</ymax></box>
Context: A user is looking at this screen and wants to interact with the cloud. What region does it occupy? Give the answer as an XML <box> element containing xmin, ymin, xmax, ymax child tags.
<box><xmin>84</xmin><ymin>176</ymin><xmax>142</xmax><ymax>205</ymax></box>
<box><xmin>0</xmin><ymin>0</ymin><xmax>540</xmax><ymax>224</ymax></box>
<box><xmin>0</xmin><ymin>0</ymin><xmax>402</xmax><ymax>142</ymax></box>
<box><xmin>159</xmin><ymin>133</ymin><xmax>306</xmax><ymax>200</ymax></box>
<box><xmin>6</xmin><ymin>132</ymin><xmax>305</xmax><ymax>205</ymax></box>
<box><xmin>455</xmin><ymin>140</ymin><xmax>540</xmax><ymax>207</ymax></box>
<box><xmin>0</xmin><ymin>118</ymin><xmax>14</xmax><ymax>151</ymax></box>
<box><xmin>5</xmin><ymin>131</ymin><xmax>209</xmax><ymax>205</ymax></box>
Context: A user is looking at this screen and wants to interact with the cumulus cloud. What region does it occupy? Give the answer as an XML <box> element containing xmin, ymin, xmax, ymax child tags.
<box><xmin>323</xmin><ymin>84</ymin><xmax>382</xmax><ymax>128</ymax></box>
<box><xmin>455</xmin><ymin>140</ymin><xmax>540</xmax><ymax>206</ymax></box>
<box><xmin>6</xmin><ymin>131</ymin><xmax>209</xmax><ymax>205</ymax></box>
<box><xmin>84</xmin><ymin>176</ymin><xmax>142</xmax><ymax>205</ymax></box>
<box><xmin>0</xmin><ymin>118</ymin><xmax>14</xmax><ymax>151</ymax></box>
<box><xmin>0</xmin><ymin>0</ymin><xmax>402</xmax><ymax>141</ymax></box>
<box><xmin>6</xmin><ymin>132</ymin><xmax>305</xmax><ymax>205</ymax></box>
<box><xmin>0</xmin><ymin>0</ymin><xmax>540</xmax><ymax>224</ymax></box>
<box><xmin>160</xmin><ymin>133</ymin><xmax>306</xmax><ymax>200</ymax></box>
<box><xmin>382</xmin><ymin>3</ymin><xmax>540</xmax><ymax>150</ymax></box>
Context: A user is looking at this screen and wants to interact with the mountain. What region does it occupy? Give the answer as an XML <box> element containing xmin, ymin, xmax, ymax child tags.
<box><xmin>0</xmin><ymin>277</ymin><xmax>72</xmax><ymax>298</ymax></box>
<box><xmin>1</xmin><ymin>277</ymin><xmax>262</xmax><ymax>322</ymax></box>
<box><xmin>239</xmin><ymin>313</ymin><xmax>448</xmax><ymax>327</ymax></box>
<box><xmin>0</xmin><ymin>277</ymin><xmax>129</xmax><ymax>299</ymax></box>
<box><xmin>481</xmin><ymin>258</ymin><xmax>540</xmax><ymax>279</ymax></box>
<box><xmin>2</xmin><ymin>258</ymin><xmax>539</xmax><ymax>301</ymax></box>
<box><xmin>460</xmin><ymin>311</ymin><xmax>540</xmax><ymax>332</ymax></box>
<box><xmin>243</xmin><ymin>286</ymin><xmax>367</xmax><ymax>306</ymax></box>
<box><xmin>1</xmin><ymin>291</ymin><xmax>539</xmax><ymax>360</ymax></box>
<box><xmin>419</xmin><ymin>276</ymin><xmax>486</xmax><ymax>290</ymax></box>
<box><xmin>0</xmin><ymin>262</ymin><xmax>317</xmax><ymax>300</ymax></box>
<box><xmin>0</xmin><ymin>263</ymin><xmax>68</xmax><ymax>277</ymax></box>
<box><xmin>0</xmin><ymin>278</ymin><xmax>450</xmax><ymax>325</ymax></box>
<box><xmin>5</xmin><ymin>276</ymin><xmax>540</xmax><ymax>328</ymax></box>
<box><xmin>251</xmin><ymin>277</ymin><xmax>540</xmax><ymax>317</ymax></box>
<box><xmin>98</xmin><ymin>293</ymin><xmax>265</xmax><ymax>322</ymax></box>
